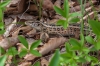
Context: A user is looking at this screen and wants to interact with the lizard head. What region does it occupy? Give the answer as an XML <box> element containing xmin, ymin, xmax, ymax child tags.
<box><xmin>25</xmin><ymin>21</ymin><xmax>42</xmax><ymax>31</ymax></box>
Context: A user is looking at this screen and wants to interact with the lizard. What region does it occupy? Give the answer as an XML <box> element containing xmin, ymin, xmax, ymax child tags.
<box><xmin>25</xmin><ymin>20</ymin><xmax>93</xmax><ymax>39</ymax></box>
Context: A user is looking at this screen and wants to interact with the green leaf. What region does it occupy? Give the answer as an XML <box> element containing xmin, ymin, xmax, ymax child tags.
<box><xmin>88</xmin><ymin>19</ymin><xmax>100</xmax><ymax>36</ymax></box>
<box><xmin>61</xmin><ymin>52</ymin><xmax>72</xmax><ymax>59</ymax></box>
<box><xmin>77</xmin><ymin>0</ymin><xmax>81</xmax><ymax>4</ymax></box>
<box><xmin>69</xmin><ymin>17</ymin><xmax>80</xmax><ymax>23</ymax></box>
<box><xmin>0</xmin><ymin>55</ymin><xmax>7</xmax><ymax>66</ymax></box>
<box><xmin>85</xmin><ymin>55</ymin><xmax>92</xmax><ymax>62</ymax></box>
<box><xmin>85</xmin><ymin>36</ymin><xmax>95</xmax><ymax>44</ymax></box>
<box><xmin>71</xmin><ymin>46</ymin><xmax>81</xmax><ymax>50</ymax></box>
<box><xmin>33</xmin><ymin>61</ymin><xmax>40</xmax><ymax>66</ymax></box>
<box><xmin>54</xmin><ymin>6</ymin><xmax>65</xmax><ymax>17</ymax></box>
<box><xmin>78</xmin><ymin>0</ymin><xmax>85</xmax><ymax>15</ymax></box>
<box><xmin>82</xmin><ymin>47</ymin><xmax>89</xmax><ymax>54</ymax></box>
<box><xmin>0</xmin><ymin>9</ymin><xmax>3</xmax><ymax>22</ymax></box>
<box><xmin>69</xmin><ymin>38</ymin><xmax>81</xmax><ymax>47</ymax></box>
<box><xmin>60</xmin><ymin>52</ymin><xmax>76</xmax><ymax>64</ymax></box>
<box><xmin>57</xmin><ymin>20</ymin><xmax>68</xmax><ymax>29</ymax></box>
<box><xmin>69</xmin><ymin>38</ymin><xmax>81</xmax><ymax>50</ymax></box>
<box><xmin>30</xmin><ymin>40</ymin><xmax>41</xmax><ymax>50</ymax></box>
<box><xmin>80</xmin><ymin>33</ymin><xmax>84</xmax><ymax>46</ymax></box>
<box><xmin>0</xmin><ymin>0</ymin><xmax>10</xmax><ymax>8</ymax></box>
<box><xmin>74</xmin><ymin>56</ymin><xmax>79</xmax><ymax>60</ymax></box>
<box><xmin>0</xmin><ymin>22</ymin><xmax>4</xmax><ymax>30</ymax></box>
<box><xmin>65</xmin><ymin>42</ymin><xmax>71</xmax><ymax>53</ymax></box>
<box><xmin>0</xmin><ymin>47</ymin><xmax>6</xmax><ymax>54</ymax></box>
<box><xmin>70</xmin><ymin>12</ymin><xmax>82</xmax><ymax>17</ymax></box>
<box><xmin>95</xmin><ymin>41</ymin><xmax>100</xmax><ymax>50</ymax></box>
<box><xmin>1</xmin><ymin>8</ymin><xmax>6</xmax><ymax>11</ymax></box>
<box><xmin>78</xmin><ymin>57</ymin><xmax>86</xmax><ymax>63</ymax></box>
<box><xmin>90</xmin><ymin>56</ymin><xmax>99</xmax><ymax>63</ymax></box>
<box><xmin>70</xmin><ymin>61</ymin><xmax>78</xmax><ymax>66</ymax></box>
<box><xmin>0</xmin><ymin>30</ymin><xmax>5</xmax><ymax>34</ymax></box>
<box><xmin>30</xmin><ymin>50</ymin><xmax>41</xmax><ymax>56</ymax></box>
<box><xmin>18</xmin><ymin>35</ymin><xmax>28</xmax><ymax>49</ymax></box>
<box><xmin>19</xmin><ymin>48</ymin><xmax>28</xmax><ymax>58</ymax></box>
<box><xmin>7</xmin><ymin>47</ymin><xmax>18</xmax><ymax>56</ymax></box>
<box><xmin>64</xmin><ymin>0</ymin><xmax>69</xmax><ymax>18</ymax></box>
<box><xmin>49</xmin><ymin>49</ymin><xmax>60</xmax><ymax>66</ymax></box>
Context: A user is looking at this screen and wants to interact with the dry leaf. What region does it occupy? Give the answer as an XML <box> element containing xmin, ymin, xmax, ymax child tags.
<box><xmin>54</xmin><ymin>0</ymin><xmax>61</xmax><ymax>8</ymax></box>
<box><xmin>42</xmin><ymin>0</ymin><xmax>53</xmax><ymax>10</ymax></box>
<box><xmin>17</xmin><ymin>43</ymin><xmax>26</xmax><ymax>52</ymax></box>
<box><xmin>4</xmin><ymin>18</ymin><xmax>14</xmax><ymax>26</ymax></box>
<box><xmin>24</xmin><ymin>37</ymin><xmax>67</xmax><ymax>60</ymax></box>
<box><xmin>27</xmin><ymin>4</ymin><xmax>38</xmax><ymax>12</ymax></box>
<box><xmin>5</xmin><ymin>56</ymin><xmax>13</xmax><ymax>66</ymax></box>
<box><xmin>0</xmin><ymin>36</ymin><xmax>19</xmax><ymax>50</ymax></box>
<box><xmin>6</xmin><ymin>0</ymin><xmax>27</xmax><ymax>14</ymax></box>
<box><xmin>24</xmin><ymin>54</ymin><xmax>37</xmax><ymax>60</ymax></box>
<box><xmin>18</xmin><ymin>61</ymin><xmax>31</xmax><ymax>66</ymax></box>
<box><xmin>17</xmin><ymin>38</ymin><xmax>37</xmax><ymax>52</ymax></box>
<box><xmin>8</xmin><ymin>13</ymin><xmax>36</xmax><ymax>20</ymax></box>
<box><xmin>26</xmin><ymin>28</ymin><xmax>36</xmax><ymax>37</ymax></box>
<box><xmin>4</xmin><ymin>18</ymin><xmax>17</xmax><ymax>37</ymax></box>
<box><xmin>39</xmin><ymin>37</ymin><xmax>67</xmax><ymax>55</ymax></box>
<box><xmin>42</xmin><ymin>10</ymin><xmax>48</xmax><ymax>17</ymax></box>
<box><xmin>70</xmin><ymin>1</ymin><xmax>96</xmax><ymax>12</ymax></box>
<box><xmin>69</xmin><ymin>1</ymin><xmax>75</xmax><ymax>7</ymax></box>
<box><xmin>47</xmin><ymin>19</ymin><xmax>58</xmax><ymax>24</ymax></box>
<box><xmin>0</xmin><ymin>35</ymin><xmax>4</xmax><ymax>41</ymax></box>
<box><xmin>41</xmin><ymin>58</ymin><xmax>49</xmax><ymax>66</ymax></box>
<box><xmin>12</xmin><ymin>26</ymin><xmax>33</xmax><ymax>37</ymax></box>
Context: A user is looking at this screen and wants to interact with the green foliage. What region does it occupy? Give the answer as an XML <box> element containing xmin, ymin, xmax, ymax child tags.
<box><xmin>0</xmin><ymin>9</ymin><xmax>3</xmax><ymax>22</ymax></box>
<box><xmin>18</xmin><ymin>35</ymin><xmax>41</xmax><ymax>57</ymax></box>
<box><xmin>49</xmin><ymin>49</ymin><xmax>60</xmax><ymax>66</ymax></box>
<box><xmin>88</xmin><ymin>19</ymin><xmax>100</xmax><ymax>50</ymax></box>
<box><xmin>30</xmin><ymin>40</ymin><xmax>41</xmax><ymax>56</ymax></box>
<box><xmin>0</xmin><ymin>55</ymin><xmax>7</xmax><ymax>66</ymax></box>
<box><xmin>0</xmin><ymin>0</ymin><xmax>10</xmax><ymax>66</ymax></box>
<box><xmin>0</xmin><ymin>22</ymin><xmax>4</xmax><ymax>30</ymax></box>
<box><xmin>30</xmin><ymin>40</ymin><xmax>41</xmax><ymax>50</ymax></box>
<box><xmin>54</xmin><ymin>6</ymin><xmax>66</xmax><ymax>17</ymax></box>
<box><xmin>32</xmin><ymin>0</ymin><xmax>43</xmax><ymax>19</ymax></box>
<box><xmin>50</xmin><ymin>0</ymin><xmax>100</xmax><ymax>66</ymax></box>
<box><xmin>7</xmin><ymin>47</ymin><xmax>18</xmax><ymax>56</ymax></box>
<box><xmin>18</xmin><ymin>36</ymin><xmax>29</xmax><ymax>49</ymax></box>
<box><xmin>0</xmin><ymin>30</ymin><xmax>6</xmax><ymax>34</ymax></box>
<box><xmin>0</xmin><ymin>0</ymin><xmax>10</xmax><ymax>8</ymax></box>
<box><xmin>69</xmin><ymin>17</ymin><xmax>80</xmax><ymax>23</ymax></box>
<box><xmin>0</xmin><ymin>0</ymin><xmax>100</xmax><ymax>66</ymax></box>
<box><xmin>19</xmin><ymin>48</ymin><xmax>27</xmax><ymax>58</ymax></box>
<box><xmin>85</xmin><ymin>36</ymin><xmax>95</xmax><ymax>44</ymax></box>
<box><xmin>80</xmin><ymin>33</ymin><xmax>85</xmax><ymax>45</ymax></box>
<box><xmin>54</xmin><ymin>0</ymin><xmax>81</xmax><ymax>29</ymax></box>
<box><xmin>65</xmin><ymin>43</ymin><xmax>71</xmax><ymax>53</ymax></box>
<box><xmin>0</xmin><ymin>0</ymin><xmax>10</xmax><ymax>30</ymax></box>
<box><xmin>88</xmin><ymin>19</ymin><xmax>100</xmax><ymax>36</ymax></box>
<box><xmin>56</xmin><ymin>18</ymin><xmax>100</xmax><ymax>65</ymax></box>
<box><xmin>57</xmin><ymin>20</ymin><xmax>68</xmax><ymax>29</ymax></box>
<box><xmin>69</xmin><ymin>38</ymin><xmax>81</xmax><ymax>50</ymax></box>
<box><xmin>33</xmin><ymin>61</ymin><xmax>40</xmax><ymax>66</ymax></box>
<box><xmin>59</xmin><ymin>37</ymin><xmax>100</xmax><ymax>66</ymax></box>
<box><xmin>0</xmin><ymin>47</ymin><xmax>6</xmax><ymax>54</ymax></box>
<box><xmin>30</xmin><ymin>50</ymin><xmax>41</xmax><ymax>56</ymax></box>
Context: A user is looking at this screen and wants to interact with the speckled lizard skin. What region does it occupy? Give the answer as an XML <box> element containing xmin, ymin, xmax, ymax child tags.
<box><xmin>25</xmin><ymin>20</ymin><xmax>92</xmax><ymax>38</ymax></box>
